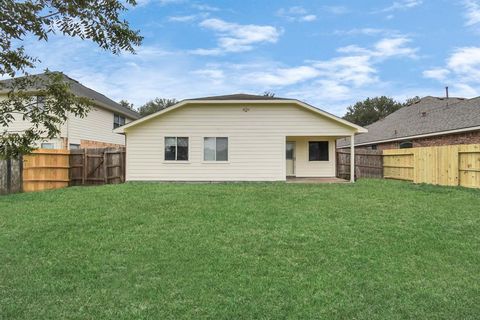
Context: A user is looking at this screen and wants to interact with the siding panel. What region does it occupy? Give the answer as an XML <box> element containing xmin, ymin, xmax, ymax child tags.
<box><xmin>126</xmin><ymin>104</ymin><xmax>354</xmax><ymax>181</ymax></box>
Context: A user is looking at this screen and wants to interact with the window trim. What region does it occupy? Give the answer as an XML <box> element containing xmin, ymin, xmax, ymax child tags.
<box><xmin>41</xmin><ymin>142</ymin><xmax>55</xmax><ymax>149</ymax></box>
<box><xmin>163</xmin><ymin>136</ymin><xmax>190</xmax><ymax>162</ymax></box>
<box><xmin>308</xmin><ymin>141</ymin><xmax>330</xmax><ymax>162</ymax></box>
<box><xmin>113</xmin><ymin>114</ymin><xmax>126</xmax><ymax>129</ymax></box>
<box><xmin>202</xmin><ymin>136</ymin><xmax>229</xmax><ymax>163</ymax></box>
<box><xmin>399</xmin><ymin>140</ymin><xmax>413</xmax><ymax>149</ymax></box>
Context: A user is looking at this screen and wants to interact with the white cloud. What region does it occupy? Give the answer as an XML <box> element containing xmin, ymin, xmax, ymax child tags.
<box><xmin>191</xmin><ymin>3</ymin><xmax>220</xmax><ymax>11</ymax></box>
<box><xmin>312</xmin><ymin>55</ymin><xmax>377</xmax><ymax>87</ymax></box>
<box><xmin>245</xmin><ymin>66</ymin><xmax>320</xmax><ymax>86</ymax></box>
<box><xmin>18</xmin><ymin>32</ymin><xmax>421</xmax><ymax>117</ymax></box>
<box><xmin>168</xmin><ymin>15</ymin><xmax>199</xmax><ymax>22</ymax></box>
<box><xmin>136</xmin><ymin>0</ymin><xmax>185</xmax><ymax>6</ymax></box>
<box><xmin>447</xmin><ymin>47</ymin><xmax>480</xmax><ymax>81</ymax></box>
<box><xmin>423</xmin><ymin>68</ymin><xmax>450</xmax><ymax>81</ymax></box>
<box><xmin>377</xmin><ymin>0</ymin><xmax>423</xmax><ymax>13</ymax></box>
<box><xmin>193</xmin><ymin>18</ymin><xmax>281</xmax><ymax>55</ymax></box>
<box><xmin>337</xmin><ymin>36</ymin><xmax>418</xmax><ymax>59</ymax></box>
<box><xmin>334</xmin><ymin>28</ymin><xmax>395</xmax><ymax>36</ymax></box>
<box><xmin>373</xmin><ymin>37</ymin><xmax>418</xmax><ymax>58</ymax></box>
<box><xmin>323</xmin><ymin>6</ymin><xmax>349</xmax><ymax>15</ymax></box>
<box><xmin>422</xmin><ymin>47</ymin><xmax>480</xmax><ymax>97</ymax></box>
<box><xmin>301</xmin><ymin>15</ymin><xmax>317</xmax><ymax>22</ymax></box>
<box><xmin>276</xmin><ymin>6</ymin><xmax>317</xmax><ymax>22</ymax></box>
<box><xmin>463</xmin><ymin>0</ymin><xmax>480</xmax><ymax>26</ymax></box>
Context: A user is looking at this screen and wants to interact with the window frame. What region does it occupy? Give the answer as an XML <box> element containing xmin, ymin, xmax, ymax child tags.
<box><xmin>399</xmin><ymin>140</ymin><xmax>413</xmax><ymax>149</ymax></box>
<box><xmin>203</xmin><ymin>137</ymin><xmax>229</xmax><ymax>162</ymax></box>
<box><xmin>113</xmin><ymin>114</ymin><xmax>126</xmax><ymax>129</ymax></box>
<box><xmin>41</xmin><ymin>142</ymin><xmax>55</xmax><ymax>149</ymax></box>
<box><xmin>69</xmin><ymin>143</ymin><xmax>81</xmax><ymax>150</ymax></box>
<box><xmin>164</xmin><ymin>136</ymin><xmax>190</xmax><ymax>162</ymax></box>
<box><xmin>308</xmin><ymin>141</ymin><xmax>330</xmax><ymax>162</ymax></box>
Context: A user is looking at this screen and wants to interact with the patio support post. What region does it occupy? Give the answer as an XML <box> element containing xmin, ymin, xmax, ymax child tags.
<box><xmin>350</xmin><ymin>134</ymin><xmax>355</xmax><ymax>183</ymax></box>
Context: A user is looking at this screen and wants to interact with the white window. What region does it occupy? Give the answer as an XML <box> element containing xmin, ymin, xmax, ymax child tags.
<box><xmin>41</xmin><ymin>143</ymin><xmax>55</xmax><ymax>149</ymax></box>
<box><xmin>113</xmin><ymin>114</ymin><xmax>126</xmax><ymax>129</ymax></box>
<box><xmin>69</xmin><ymin>144</ymin><xmax>81</xmax><ymax>150</ymax></box>
<box><xmin>165</xmin><ymin>137</ymin><xmax>189</xmax><ymax>161</ymax></box>
<box><xmin>204</xmin><ymin>137</ymin><xmax>228</xmax><ymax>161</ymax></box>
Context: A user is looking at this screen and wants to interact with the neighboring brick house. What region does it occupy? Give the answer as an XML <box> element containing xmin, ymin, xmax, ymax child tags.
<box><xmin>0</xmin><ymin>72</ymin><xmax>140</xmax><ymax>150</ymax></box>
<box><xmin>337</xmin><ymin>96</ymin><xmax>480</xmax><ymax>151</ymax></box>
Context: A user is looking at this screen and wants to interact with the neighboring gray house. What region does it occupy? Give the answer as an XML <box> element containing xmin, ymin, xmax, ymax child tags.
<box><xmin>0</xmin><ymin>72</ymin><xmax>140</xmax><ymax>149</ymax></box>
<box><xmin>338</xmin><ymin>96</ymin><xmax>480</xmax><ymax>150</ymax></box>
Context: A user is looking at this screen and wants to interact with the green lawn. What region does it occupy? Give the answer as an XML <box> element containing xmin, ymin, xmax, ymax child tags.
<box><xmin>0</xmin><ymin>180</ymin><xmax>479</xmax><ymax>319</ymax></box>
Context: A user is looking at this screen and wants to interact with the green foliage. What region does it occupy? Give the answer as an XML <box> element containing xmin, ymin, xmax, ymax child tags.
<box><xmin>0</xmin><ymin>71</ymin><xmax>91</xmax><ymax>158</ymax></box>
<box><xmin>343</xmin><ymin>96</ymin><xmax>404</xmax><ymax>127</ymax></box>
<box><xmin>263</xmin><ymin>91</ymin><xmax>276</xmax><ymax>97</ymax></box>
<box><xmin>0</xmin><ymin>0</ymin><xmax>142</xmax><ymax>157</ymax></box>
<box><xmin>119</xmin><ymin>99</ymin><xmax>135</xmax><ymax>110</ymax></box>
<box><xmin>0</xmin><ymin>180</ymin><xmax>479</xmax><ymax>319</ymax></box>
<box><xmin>404</xmin><ymin>95</ymin><xmax>421</xmax><ymax>106</ymax></box>
<box><xmin>0</xmin><ymin>0</ymin><xmax>143</xmax><ymax>78</ymax></box>
<box><xmin>138</xmin><ymin>98</ymin><xmax>177</xmax><ymax>116</ymax></box>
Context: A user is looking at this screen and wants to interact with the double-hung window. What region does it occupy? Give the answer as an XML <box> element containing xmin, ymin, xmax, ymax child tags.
<box><xmin>309</xmin><ymin>141</ymin><xmax>329</xmax><ymax>161</ymax></box>
<box><xmin>165</xmin><ymin>137</ymin><xmax>189</xmax><ymax>161</ymax></box>
<box><xmin>204</xmin><ymin>137</ymin><xmax>228</xmax><ymax>161</ymax></box>
<box><xmin>113</xmin><ymin>114</ymin><xmax>126</xmax><ymax>129</ymax></box>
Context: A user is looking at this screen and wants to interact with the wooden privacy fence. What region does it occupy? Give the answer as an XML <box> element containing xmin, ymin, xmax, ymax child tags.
<box><xmin>23</xmin><ymin>149</ymin><xmax>70</xmax><ymax>192</ymax></box>
<box><xmin>70</xmin><ymin>148</ymin><xmax>125</xmax><ymax>186</ymax></box>
<box><xmin>337</xmin><ymin>150</ymin><xmax>383</xmax><ymax>180</ymax></box>
<box><xmin>0</xmin><ymin>147</ymin><xmax>125</xmax><ymax>194</ymax></box>
<box><xmin>383</xmin><ymin>144</ymin><xmax>480</xmax><ymax>188</ymax></box>
<box><xmin>0</xmin><ymin>157</ymin><xmax>23</xmax><ymax>195</ymax></box>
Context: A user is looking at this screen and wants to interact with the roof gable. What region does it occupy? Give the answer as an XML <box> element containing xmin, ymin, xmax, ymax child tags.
<box><xmin>114</xmin><ymin>97</ymin><xmax>367</xmax><ymax>134</ymax></box>
<box><xmin>0</xmin><ymin>72</ymin><xmax>140</xmax><ymax>119</ymax></box>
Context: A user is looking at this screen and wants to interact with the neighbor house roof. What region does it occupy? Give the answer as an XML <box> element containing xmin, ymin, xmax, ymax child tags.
<box><xmin>0</xmin><ymin>72</ymin><xmax>140</xmax><ymax>119</ymax></box>
<box><xmin>337</xmin><ymin>96</ymin><xmax>480</xmax><ymax>148</ymax></box>
<box><xmin>114</xmin><ymin>94</ymin><xmax>367</xmax><ymax>134</ymax></box>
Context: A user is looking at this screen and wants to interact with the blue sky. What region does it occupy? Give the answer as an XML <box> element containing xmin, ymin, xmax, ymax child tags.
<box><xmin>20</xmin><ymin>0</ymin><xmax>480</xmax><ymax>115</ymax></box>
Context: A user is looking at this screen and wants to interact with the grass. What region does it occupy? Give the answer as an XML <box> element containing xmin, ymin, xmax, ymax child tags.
<box><xmin>0</xmin><ymin>180</ymin><xmax>479</xmax><ymax>319</ymax></box>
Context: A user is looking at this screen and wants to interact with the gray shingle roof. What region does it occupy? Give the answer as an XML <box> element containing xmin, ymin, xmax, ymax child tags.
<box><xmin>338</xmin><ymin>96</ymin><xmax>480</xmax><ymax>147</ymax></box>
<box><xmin>189</xmin><ymin>93</ymin><xmax>289</xmax><ymax>101</ymax></box>
<box><xmin>0</xmin><ymin>72</ymin><xmax>140</xmax><ymax>119</ymax></box>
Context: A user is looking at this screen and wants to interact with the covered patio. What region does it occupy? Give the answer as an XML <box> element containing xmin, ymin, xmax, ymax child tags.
<box><xmin>285</xmin><ymin>135</ymin><xmax>356</xmax><ymax>182</ymax></box>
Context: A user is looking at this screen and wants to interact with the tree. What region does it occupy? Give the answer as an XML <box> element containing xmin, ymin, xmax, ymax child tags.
<box><xmin>263</xmin><ymin>91</ymin><xmax>275</xmax><ymax>97</ymax></box>
<box><xmin>119</xmin><ymin>99</ymin><xmax>135</xmax><ymax>110</ymax></box>
<box><xmin>404</xmin><ymin>96</ymin><xmax>421</xmax><ymax>106</ymax></box>
<box><xmin>138</xmin><ymin>98</ymin><xmax>177</xmax><ymax>117</ymax></box>
<box><xmin>0</xmin><ymin>71</ymin><xmax>91</xmax><ymax>157</ymax></box>
<box><xmin>343</xmin><ymin>96</ymin><xmax>404</xmax><ymax>127</ymax></box>
<box><xmin>1</xmin><ymin>0</ymin><xmax>143</xmax><ymax>158</ymax></box>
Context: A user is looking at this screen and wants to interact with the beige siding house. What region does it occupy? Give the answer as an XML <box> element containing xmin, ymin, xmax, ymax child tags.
<box><xmin>115</xmin><ymin>94</ymin><xmax>366</xmax><ymax>182</ymax></box>
<box><xmin>0</xmin><ymin>73</ymin><xmax>140</xmax><ymax>149</ymax></box>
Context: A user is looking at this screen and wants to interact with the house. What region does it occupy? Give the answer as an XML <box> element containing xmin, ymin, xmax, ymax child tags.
<box><xmin>113</xmin><ymin>94</ymin><xmax>366</xmax><ymax>182</ymax></box>
<box><xmin>0</xmin><ymin>72</ymin><xmax>140</xmax><ymax>150</ymax></box>
<box><xmin>337</xmin><ymin>96</ymin><xmax>480</xmax><ymax>151</ymax></box>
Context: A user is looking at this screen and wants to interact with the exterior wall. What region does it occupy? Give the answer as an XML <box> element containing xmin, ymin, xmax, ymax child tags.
<box><xmin>63</xmin><ymin>106</ymin><xmax>130</xmax><ymax>147</ymax></box>
<box><xmin>353</xmin><ymin>130</ymin><xmax>480</xmax><ymax>151</ymax></box>
<box><xmin>286</xmin><ymin>136</ymin><xmax>337</xmax><ymax>177</ymax></box>
<box><xmin>125</xmin><ymin>103</ymin><xmax>355</xmax><ymax>181</ymax></box>
<box><xmin>0</xmin><ymin>94</ymin><xmax>131</xmax><ymax>149</ymax></box>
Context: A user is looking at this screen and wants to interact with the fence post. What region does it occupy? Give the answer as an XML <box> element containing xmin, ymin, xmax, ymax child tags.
<box><xmin>103</xmin><ymin>150</ymin><xmax>108</xmax><ymax>183</ymax></box>
<box><xmin>82</xmin><ymin>149</ymin><xmax>87</xmax><ymax>185</ymax></box>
